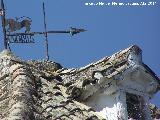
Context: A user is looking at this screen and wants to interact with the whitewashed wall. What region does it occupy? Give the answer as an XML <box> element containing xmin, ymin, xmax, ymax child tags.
<box><xmin>85</xmin><ymin>92</ymin><xmax>118</xmax><ymax>120</ymax></box>
<box><xmin>84</xmin><ymin>82</ymin><xmax>128</xmax><ymax>120</ymax></box>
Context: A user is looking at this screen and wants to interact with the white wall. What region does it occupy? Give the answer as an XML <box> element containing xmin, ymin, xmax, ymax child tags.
<box><xmin>84</xmin><ymin>89</ymin><xmax>128</xmax><ymax>120</ymax></box>
<box><xmin>85</xmin><ymin>92</ymin><xmax>118</xmax><ymax>120</ymax></box>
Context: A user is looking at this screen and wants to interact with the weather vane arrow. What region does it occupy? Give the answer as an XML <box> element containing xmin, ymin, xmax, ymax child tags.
<box><xmin>6</xmin><ymin>27</ymin><xmax>87</xmax><ymax>36</ymax></box>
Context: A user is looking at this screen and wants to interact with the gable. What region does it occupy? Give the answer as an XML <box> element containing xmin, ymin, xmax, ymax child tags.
<box><xmin>60</xmin><ymin>45</ymin><xmax>159</xmax><ymax>101</ymax></box>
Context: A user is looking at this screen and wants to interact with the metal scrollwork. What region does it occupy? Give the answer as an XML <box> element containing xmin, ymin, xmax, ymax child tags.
<box><xmin>7</xmin><ymin>34</ymin><xmax>34</xmax><ymax>43</ymax></box>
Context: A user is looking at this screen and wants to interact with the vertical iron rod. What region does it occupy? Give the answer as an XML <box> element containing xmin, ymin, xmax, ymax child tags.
<box><xmin>43</xmin><ymin>2</ymin><xmax>49</xmax><ymax>60</ymax></box>
<box><xmin>1</xmin><ymin>0</ymin><xmax>7</xmax><ymax>49</ymax></box>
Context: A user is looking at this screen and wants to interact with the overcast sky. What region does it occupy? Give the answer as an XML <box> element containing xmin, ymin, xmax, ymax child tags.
<box><xmin>0</xmin><ymin>0</ymin><xmax>160</xmax><ymax>106</ymax></box>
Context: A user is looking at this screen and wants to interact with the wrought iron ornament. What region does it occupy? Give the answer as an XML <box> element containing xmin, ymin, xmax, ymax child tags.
<box><xmin>1</xmin><ymin>0</ymin><xmax>86</xmax><ymax>60</ymax></box>
<box><xmin>8</xmin><ymin>34</ymin><xmax>34</xmax><ymax>43</ymax></box>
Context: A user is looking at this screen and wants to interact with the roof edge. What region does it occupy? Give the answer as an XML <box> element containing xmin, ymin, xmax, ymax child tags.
<box><xmin>60</xmin><ymin>44</ymin><xmax>142</xmax><ymax>75</ymax></box>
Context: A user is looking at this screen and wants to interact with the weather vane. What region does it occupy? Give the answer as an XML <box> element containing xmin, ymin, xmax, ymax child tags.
<box><xmin>0</xmin><ymin>0</ymin><xmax>86</xmax><ymax>60</ymax></box>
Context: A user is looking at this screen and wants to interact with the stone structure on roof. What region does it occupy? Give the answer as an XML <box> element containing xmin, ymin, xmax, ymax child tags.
<box><xmin>0</xmin><ymin>45</ymin><xmax>159</xmax><ymax>120</ymax></box>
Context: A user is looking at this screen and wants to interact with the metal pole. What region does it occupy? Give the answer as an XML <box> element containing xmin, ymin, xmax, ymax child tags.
<box><xmin>6</xmin><ymin>30</ymin><xmax>69</xmax><ymax>36</ymax></box>
<box><xmin>43</xmin><ymin>2</ymin><xmax>49</xmax><ymax>60</ymax></box>
<box><xmin>1</xmin><ymin>0</ymin><xmax>7</xmax><ymax>49</ymax></box>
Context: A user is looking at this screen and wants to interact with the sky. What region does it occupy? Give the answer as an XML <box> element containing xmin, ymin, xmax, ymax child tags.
<box><xmin>0</xmin><ymin>0</ymin><xmax>160</xmax><ymax>106</ymax></box>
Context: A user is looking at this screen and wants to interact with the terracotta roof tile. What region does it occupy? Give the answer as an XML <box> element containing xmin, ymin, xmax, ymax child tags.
<box><xmin>0</xmin><ymin>50</ymin><xmax>103</xmax><ymax>120</ymax></box>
